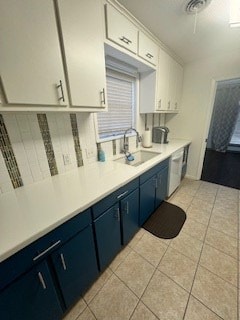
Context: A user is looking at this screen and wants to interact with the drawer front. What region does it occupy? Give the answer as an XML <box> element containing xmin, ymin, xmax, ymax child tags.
<box><xmin>0</xmin><ymin>209</ymin><xmax>91</xmax><ymax>291</ymax></box>
<box><xmin>140</xmin><ymin>158</ymin><xmax>169</xmax><ymax>185</ymax></box>
<box><xmin>92</xmin><ymin>178</ymin><xmax>139</xmax><ymax>219</ymax></box>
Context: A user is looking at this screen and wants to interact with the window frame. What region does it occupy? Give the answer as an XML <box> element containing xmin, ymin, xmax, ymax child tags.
<box><xmin>94</xmin><ymin>67</ymin><xmax>139</xmax><ymax>143</ymax></box>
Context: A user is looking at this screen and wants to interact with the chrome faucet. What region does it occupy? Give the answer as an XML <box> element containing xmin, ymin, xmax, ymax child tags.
<box><xmin>122</xmin><ymin>128</ymin><xmax>142</xmax><ymax>153</ymax></box>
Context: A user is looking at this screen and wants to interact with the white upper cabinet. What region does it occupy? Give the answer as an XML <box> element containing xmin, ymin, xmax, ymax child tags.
<box><xmin>156</xmin><ymin>49</ymin><xmax>171</xmax><ymax>111</ymax></box>
<box><xmin>156</xmin><ymin>49</ymin><xmax>183</xmax><ymax>113</ymax></box>
<box><xmin>138</xmin><ymin>32</ymin><xmax>158</xmax><ymax>66</ymax></box>
<box><xmin>105</xmin><ymin>4</ymin><xmax>138</xmax><ymax>54</ymax></box>
<box><xmin>58</xmin><ymin>0</ymin><xmax>107</xmax><ymax>109</ymax></box>
<box><xmin>0</xmin><ymin>0</ymin><xmax>67</xmax><ymax>106</ymax></box>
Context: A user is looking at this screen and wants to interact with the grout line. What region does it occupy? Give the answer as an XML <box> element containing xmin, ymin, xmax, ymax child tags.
<box><xmin>182</xmin><ymin>182</ymin><xmax>219</xmax><ymax>319</ymax></box>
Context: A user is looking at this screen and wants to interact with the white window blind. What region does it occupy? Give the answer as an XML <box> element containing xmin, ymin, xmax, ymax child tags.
<box><xmin>230</xmin><ymin>111</ymin><xmax>240</xmax><ymax>145</ymax></box>
<box><xmin>97</xmin><ymin>69</ymin><xmax>136</xmax><ymax>139</ymax></box>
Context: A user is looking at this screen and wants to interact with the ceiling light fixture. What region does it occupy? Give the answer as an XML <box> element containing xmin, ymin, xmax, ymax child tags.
<box><xmin>229</xmin><ymin>0</ymin><xmax>240</xmax><ymax>28</ymax></box>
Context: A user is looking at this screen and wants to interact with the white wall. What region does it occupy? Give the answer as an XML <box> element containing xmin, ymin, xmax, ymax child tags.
<box><xmin>165</xmin><ymin>49</ymin><xmax>240</xmax><ymax>179</ymax></box>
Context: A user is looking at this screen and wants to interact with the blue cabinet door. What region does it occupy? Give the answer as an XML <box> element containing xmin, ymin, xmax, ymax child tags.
<box><xmin>51</xmin><ymin>225</ymin><xmax>99</xmax><ymax>308</ymax></box>
<box><xmin>94</xmin><ymin>204</ymin><xmax>121</xmax><ymax>270</ymax></box>
<box><xmin>121</xmin><ymin>188</ymin><xmax>140</xmax><ymax>245</ymax></box>
<box><xmin>0</xmin><ymin>260</ymin><xmax>63</xmax><ymax>320</ymax></box>
<box><xmin>155</xmin><ymin>166</ymin><xmax>169</xmax><ymax>208</ymax></box>
<box><xmin>139</xmin><ymin>176</ymin><xmax>156</xmax><ymax>225</ymax></box>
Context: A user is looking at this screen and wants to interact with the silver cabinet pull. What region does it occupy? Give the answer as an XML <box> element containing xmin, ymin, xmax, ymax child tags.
<box><xmin>33</xmin><ymin>240</ymin><xmax>61</xmax><ymax>262</ymax></box>
<box><xmin>38</xmin><ymin>272</ymin><xmax>47</xmax><ymax>290</ymax></box>
<box><xmin>60</xmin><ymin>253</ymin><xmax>67</xmax><ymax>271</ymax></box>
<box><xmin>146</xmin><ymin>53</ymin><xmax>153</xmax><ymax>59</ymax></box>
<box><xmin>153</xmin><ymin>178</ymin><xmax>158</xmax><ymax>189</ymax></box>
<box><xmin>117</xmin><ymin>190</ymin><xmax>128</xmax><ymax>199</ymax></box>
<box><xmin>158</xmin><ymin>99</ymin><xmax>161</xmax><ymax>109</ymax></box>
<box><xmin>119</xmin><ymin>36</ymin><xmax>132</xmax><ymax>44</ymax></box>
<box><xmin>100</xmin><ymin>88</ymin><xmax>106</xmax><ymax>105</ymax></box>
<box><xmin>115</xmin><ymin>207</ymin><xmax>120</xmax><ymax>221</ymax></box>
<box><xmin>57</xmin><ymin>80</ymin><xmax>65</xmax><ymax>102</ymax></box>
<box><xmin>175</xmin><ymin>102</ymin><xmax>178</xmax><ymax>109</ymax></box>
<box><xmin>168</xmin><ymin>101</ymin><xmax>170</xmax><ymax>109</ymax></box>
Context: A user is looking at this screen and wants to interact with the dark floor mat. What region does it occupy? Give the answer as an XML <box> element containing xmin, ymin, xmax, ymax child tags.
<box><xmin>143</xmin><ymin>201</ymin><xmax>186</xmax><ymax>239</ymax></box>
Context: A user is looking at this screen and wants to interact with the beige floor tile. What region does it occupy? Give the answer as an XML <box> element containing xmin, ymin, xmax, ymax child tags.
<box><xmin>186</xmin><ymin>206</ymin><xmax>211</xmax><ymax>225</ymax></box>
<box><xmin>84</xmin><ymin>268</ymin><xmax>113</xmax><ymax>304</ymax></box>
<box><xmin>115</xmin><ymin>250</ymin><xmax>155</xmax><ymax>297</ymax></box>
<box><xmin>109</xmin><ymin>245</ymin><xmax>132</xmax><ymax>271</ymax></box>
<box><xmin>130</xmin><ymin>301</ymin><xmax>158</xmax><ymax>320</ymax></box>
<box><xmin>200</xmin><ymin>244</ymin><xmax>238</xmax><ymax>286</ymax></box>
<box><xmin>190</xmin><ymin>198</ymin><xmax>213</xmax><ymax>213</ymax></box>
<box><xmin>184</xmin><ymin>296</ymin><xmax>222</xmax><ymax>320</ymax></box>
<box><xmin>77</xmin><ymin>307</ymin><xmax>95</xmax><ymax>320</ymax></box>
<box><xmin>168</xmin><ymin>199</ymin><xmax>190</xmax><ymax>212</ymax></box>
<box><xmin>128</xmin><ymin>228</ymin><xmax>146</xmax><ymax>249</ymax></box>
<box><xmin>198</xmin><ymin>182</ymin><xmax>219</xmax><ymax>194</ymax></box>
<box><xmin>89</xmin><ymin>274</ymin><xmax>139</xmax><ymax>320</ymax></box>
<box><xmin>181</xmin><ymin>217</ymin><xmax>207</xmax><ymax>241</ymax></box>
<box><xmin>133</xmin><ymin>232</ymin><xmax>167</xmax><ymax>267</ymax></box>
<box><xmin>170</xmin><ymin>232</ymin><xmax>203</xmax><ymax>262</ymax></box>
<box><xmin>194</xmin><ymin>192</ymin><xmax>216</xmax><ymax>203</ymax></box>
<box><xmin>209</xmin><ymin>213</ymin><xmax>238</xmax><ymax>238</ymax></box>
<box><xmin>141</xmin><ymin>270</ymin><xmax>189</xmax><ymax>320</ymax></box>
<box><xmin>171</xmin><ymin>193</ymin><xmax>194</xmax><ymax>206</ymax></box>
<box><xmin>158</xmin><ymin>247</ymin><xmax>197</xmax><ymax>291</ymax></box>
<box><xmin>213</xmin><ymin>201</ymin><xmax>238</xmax><ymax>213</ymax></box>
<box><xmin>205</xmin><ymin>227</ymin><xmax>238</xmax><ymax>259</ymax></box>
<box><xmin>192</xmin><ymin>266</ymin><xmax>237</xmax><ymax>320</ymax></box>
<box><xmin>63</xmin><ymin>298</ymin><xmax>87</xmax><ymax>320</ymax></box>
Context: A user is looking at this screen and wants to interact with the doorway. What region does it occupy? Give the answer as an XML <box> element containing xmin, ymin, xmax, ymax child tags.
<box><xmin>201</xmin><ymin>78</ymin><xmax>240</xmax><ymax>189</ymax></box>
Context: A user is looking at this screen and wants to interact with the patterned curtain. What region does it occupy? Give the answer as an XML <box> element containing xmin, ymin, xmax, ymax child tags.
<box><xmin>211</xmin><ymin>85</ymin><xmax>240</xmax><ymax>152</ymax></box>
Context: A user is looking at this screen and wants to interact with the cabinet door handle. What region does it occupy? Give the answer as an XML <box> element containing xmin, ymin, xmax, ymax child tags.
<box><xmin>158</xmin><ymin>99</ymin><xmax>161</xmax><ymax>109</ymax></box>
<box><xmin>168</xmin><ymin>101</ymin><xmax>170</xmax><ymax>109</ymax></box>
<box><xmin>146</xmin><ymin>53</ymin><xmax>153</xmax><ymax>59</ymax></box>
<box><xmin>115</xmin><ymin>207</ymin><xmax>120</xmax><ymax>221</ymax></box>
<box><xmin>60</xmin><ymin>253</ymin><xmax>67</xmax><ymax>271</ymax></box>
<box><xmin>153</xmin><ymin>178</ymin><xmax>158</xmax><ymax>189</ymax></box>
<box><xmin>33</xmin><ymin>240</ymin><xmax>61</xmax><ymax>261</ymax></box>
<box><xmin>119</xmin><ymin>36</ymin><xmax>132</xmax><ymax>44</ymax></box>
<box><xmin>38</xmin><ymin>272</ymin><xmax>47</xmax><ymax>290</ymax></box>
<box><xmin>100</xmin><ymin>88</ymin><xmax>106</xmax><ymax>105</ymax></box>
<box><xmin>175</xmin><ymin>102</ymin><xmax>178</xmax><ymax>109</ymax></box>
<box><xmin>117</xmin><ymin>190</ymin><xmax>128</xmax><ymax>199</ymax></box>
<box><xmin>57</xmin><ymin>80</ymin><xmax>65</xmax><ymax>102</ymax></box>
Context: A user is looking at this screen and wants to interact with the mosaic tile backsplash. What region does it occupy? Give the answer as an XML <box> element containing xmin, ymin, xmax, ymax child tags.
<box><xmin>0</xmin><ymin>112</ymin><xmax>139</xmax><ymax>194</ymax></box>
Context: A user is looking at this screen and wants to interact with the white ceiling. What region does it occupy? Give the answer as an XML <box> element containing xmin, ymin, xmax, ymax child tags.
<box><xmin>117</xmin><ymin>0</ymin><xmax>240</xmax><ymax>63</ymax></box>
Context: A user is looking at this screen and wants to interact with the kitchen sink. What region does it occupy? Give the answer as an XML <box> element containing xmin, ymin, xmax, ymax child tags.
<box><xmin>114</xmin><ymin>150</ymin><xmax>161</xmax><ymax>167</ymax></box>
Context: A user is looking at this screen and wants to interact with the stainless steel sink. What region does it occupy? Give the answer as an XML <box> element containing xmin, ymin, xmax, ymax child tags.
<box><xmin>114</xmin><ymin>150</ymin><xmax>160</xmax><ymax>167</ymax></box>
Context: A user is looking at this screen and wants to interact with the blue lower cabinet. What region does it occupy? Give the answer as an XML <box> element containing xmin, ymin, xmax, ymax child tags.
<box><xmin>51</xmin><ymin>225</ymin><xmax>98</xmax><ymax>309</ymax></box>
<box><xmin>120</xmin><ymin>188</ymin><xmax>140</xmax><ymax>245</ymax></box>
<box><xmin>94</xmin><ymin>204</ymin><xmax>121</xmax><ymax>270</ymax></box>
<box><xmin>139</xmin><ymin>176</ymin><xmax>156</xmax><ymax>225</ymax></box>
<box><xmin>155</xmin><ymin>166</ymin><xmax>169</xmax><ymax>208</ymax></box>
<box><xmin>0</xmin><ymin>260</ymin><xmax>63</xmax><ymax>320</ymax></box>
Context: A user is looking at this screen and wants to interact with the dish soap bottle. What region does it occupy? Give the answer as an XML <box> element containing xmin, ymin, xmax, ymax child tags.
<box><xmin>97</xmin><ymin>144</ymin><xmax>105</xmax><ymax>162</ymax></box>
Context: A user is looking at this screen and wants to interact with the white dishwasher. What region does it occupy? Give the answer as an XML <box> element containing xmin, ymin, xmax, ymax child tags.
<box><xmin>168</xmin><ymin>148</ymin><xmax>184</xmax><ymax>196</ymax></box>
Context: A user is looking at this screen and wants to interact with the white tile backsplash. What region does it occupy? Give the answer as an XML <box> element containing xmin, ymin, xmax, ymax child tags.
<box><xmin>0</xmin><ymin>111</ymin><xmax>145</xmax><ymax>193</ymax></box>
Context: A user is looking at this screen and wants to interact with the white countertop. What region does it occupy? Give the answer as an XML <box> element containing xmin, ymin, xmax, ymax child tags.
<box><xmin>0</xmin><ymin>139</ymin><xmax>190</xmax><ymax>263</ymax></box>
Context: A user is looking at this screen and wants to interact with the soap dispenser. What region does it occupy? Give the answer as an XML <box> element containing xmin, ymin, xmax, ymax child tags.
<box><xmin>97</xmin><ymin>143</ymin><xmax>105</xmax><ymax>162</ymax></box>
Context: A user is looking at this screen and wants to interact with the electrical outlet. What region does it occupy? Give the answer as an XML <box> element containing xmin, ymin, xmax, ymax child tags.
<box><xmin>85</xmin><ymin>147</ymin><xmax>95</xmax><ymax>159</ymax></box>
<box><xmin>63</xmin><ymin>154</ymin><xmax>71</xmax><ymax>165</ymax></box>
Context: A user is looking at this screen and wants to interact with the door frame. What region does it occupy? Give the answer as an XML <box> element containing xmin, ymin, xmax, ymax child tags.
<box><xmin>197</xmin><ymin>75</ymin><xmax>240</xmax><ymax>180</ymax></box>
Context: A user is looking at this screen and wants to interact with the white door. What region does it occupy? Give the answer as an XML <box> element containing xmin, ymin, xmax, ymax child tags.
<box><xmin>0</xmin><ymin>0</ymin><xmax>67</xmax><ymax>106</ymax></box>
<box><xmin>58</xmin><ymin>0</ymin><xmax>107</xmax><ymax>109</ymax></box>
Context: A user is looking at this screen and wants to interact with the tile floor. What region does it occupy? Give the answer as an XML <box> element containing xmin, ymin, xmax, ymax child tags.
<box><xmin>63</xmin><ymin>179</ymin><xmax>239</xmax><ymax>320</ymax></box>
